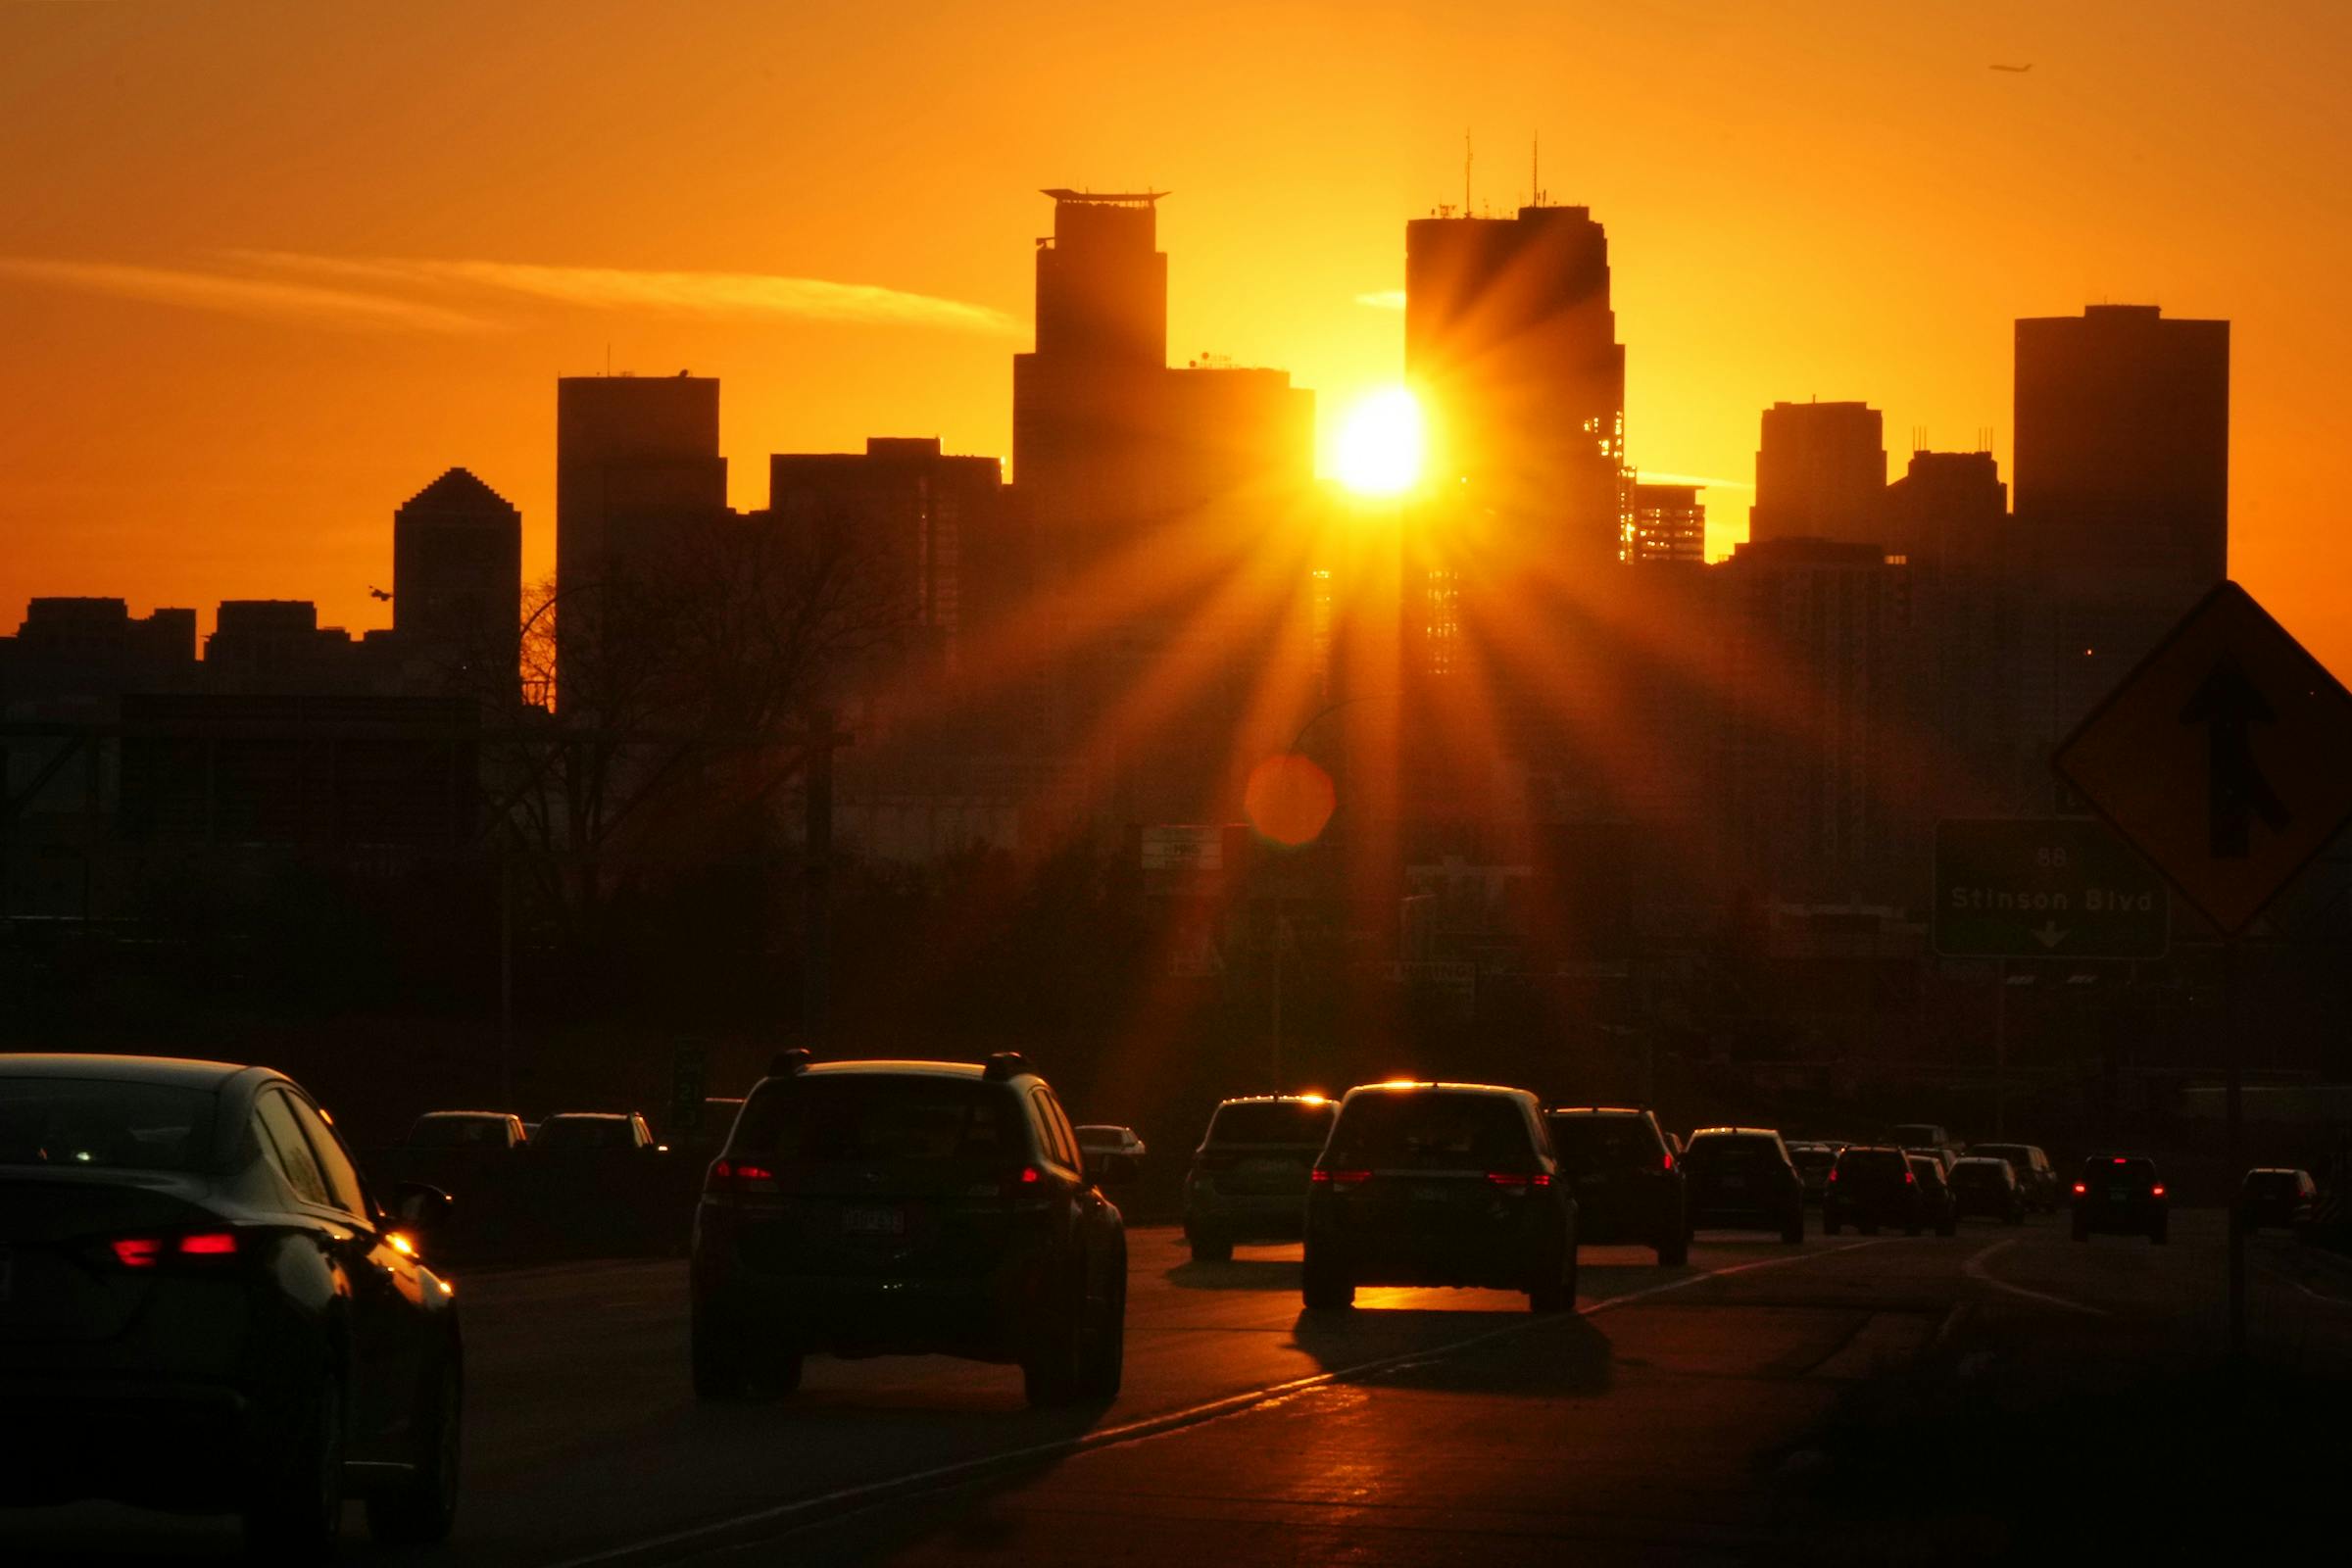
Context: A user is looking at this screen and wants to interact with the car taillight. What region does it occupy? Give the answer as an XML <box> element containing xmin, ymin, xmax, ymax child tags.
<box><xmin>2073</xmin><ymin>1182</ymin><xmax>2087</xmax><ymax>1195</ymax></box>
<box><xmin>2151</xmin><ymin>1185</ymin><xmax>2166</xmax><ymax>1198</ymax></box>
<box><xmin>1312</xmin><ymin>1168</ymin><xmax>1371</xmax><ymax>1189</ymax></box>
<box><xmin>108</xmin><ymin>1231</ymin><xmax>239</xmax><ymax>1269</ymax></box>
<box><xmin>706</xmin><ymin>1158</ymin><xmax>776</xmax><ymax>1197</ymax></box>
<box><xmin>2112</xmin><ymin>1156</ymin><xmax>2127</xmax><ymax>1165</ymax></box>
<box><xmin>1016</xmin><ymin>1165</ymin><xmax>1042</xmax><ymax>1186</ymax></box>
<box><xmin>1661</xmin><ymin>1152</ymin><xmax>1675</xmax><ymax>1172</ymax></box>
<box><xmin>1487</xmin><ymin>1171</ymin><xmax>1552</xmax><ymax>1191</ymax></box>
<box><xmin>1827</xmin><ymin>1168</ymin><xmax>1839</xmax><ymax>1183</ymax></box>
<box><xmin>1903</xmin><ymin>1171</ymin><xmax>1915</xmax><ymax>1185</ymax></box>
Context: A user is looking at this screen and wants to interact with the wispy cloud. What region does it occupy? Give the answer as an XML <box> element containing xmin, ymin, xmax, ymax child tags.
<box><xmin>1354</xmin><ymin>289</ymin><xmax>1407</xmax><ymax>310</ymax></box>
<box><xmin>239</xmin><ymin>252</ymin><xmax>1024</xmax><ymax>337</ymax></box>
<box><xmin>0</xmin><ymin>257</ymin><xmax>493</xmax><ymax>333</ymax></box>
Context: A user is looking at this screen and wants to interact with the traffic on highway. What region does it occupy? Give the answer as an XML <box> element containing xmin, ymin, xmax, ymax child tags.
<box><xmin>6</xmin><ymin>1048</ymin><xmax>2345</xmax><ymax>1563</ymax></box>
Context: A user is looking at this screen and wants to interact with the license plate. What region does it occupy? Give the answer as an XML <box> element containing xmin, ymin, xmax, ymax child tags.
<box><xmin>841</xmin><ymin>1205</ymin><xmax>905</xmax><ymax>1236</ymax></box>
<box><xmin>1720</xmin><ymin>1176</ymin><xmax>1748</xmax><ymax>1190</ymax></box>
<box><xmin>1410</xmin><ymin>1184</ymin><xmax>1446</xmax><ymax>1202</ymax></box>
<box><xmin>2108</xmin><ymin>1191</ymin><xmax>2126</xmax><ymax>1203</ymax></box>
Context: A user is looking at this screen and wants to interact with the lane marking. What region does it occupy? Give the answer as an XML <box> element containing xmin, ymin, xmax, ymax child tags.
<box><xmin>541</xmin><ymin>1241</ymin><xmax>1885</xmax><ymax>1568</ymax></box>
<box><xmin>1961</xmin><ymin>1240</ymin><xmax>2111</xmax><ymax>1317</ymax></box>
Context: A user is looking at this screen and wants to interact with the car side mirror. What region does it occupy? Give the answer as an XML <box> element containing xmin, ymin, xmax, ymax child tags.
<box><xmin>390</xmin><ymin>1182</ymin><xmax>454</xmax><ymax>1237</ymax></box>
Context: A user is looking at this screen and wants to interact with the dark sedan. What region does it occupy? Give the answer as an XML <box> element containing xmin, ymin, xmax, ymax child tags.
<box><xmin>0</xmin><ymin>1054</ymin><xmax>462</xmax><ymax>1557</ymax></box>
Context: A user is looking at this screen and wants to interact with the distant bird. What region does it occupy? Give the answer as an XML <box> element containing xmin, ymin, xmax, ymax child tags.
<box><xmin>368</xmin><ymin>585</ymin><xmax>393</xmax><ymax>602</ymax></box>
<box><xmin>1989</xmin><ymin>63</ymin><xmax>2034</xmax><ymax>73</ymax></box>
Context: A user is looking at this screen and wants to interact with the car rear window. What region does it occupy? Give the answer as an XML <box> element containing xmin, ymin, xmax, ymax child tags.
<box><xmin>735</xmin><ymin>1077</ymin><xmax>1020</xmax><ymax>1165</ymax></box>
<box><xmin>536</xmin><ymin>1117</ymin><xmax>635</xmax><ymax>1151</ymax></box>
<box><xmin>1908</xmin><ymin>1157</ymin><xmax>1944</xmax><ymax>1181</ymax></box>
<box><xmin>1952</xmin><ymin>1161</ymin><xmax>2007</xmax><ymax>1182</ymax></box>
<box><xmin>411</xmin><ymin>1115</ymin><xmax>513</xmax><ymax>1148</ymax></box>
<box><xmin>1685</xmin><ymin>1135</ymin><xmax>1783</xmax><ymax>1168</ymax></box>
<box><xmin>1204</xmin><ymin>1101</ymin><xmax>1336</xmax><ymax>1148</ymax></box>
<box><xmin>1546</xmin><ymin>1115</ymin><xmax>1658</xmax><ymax>1173</ymax></box>
<box><xmin>0</xmin><ymin>1077</ymin><xmax>217</xmax><ymax>1172</ymax></box>
<box><xmin>1836</xmin><ymin>1148</ymin><xmax>1908</xmax><ymax>1177</ymax></box>
<box><xmin>1329</xmin><ymin>1092</ymin><xmax>1532</xmax><ymax>1169</ymax></box>
<box><xmin>1788</xmin><ymin>1146</ymin><xmax>1836</xmax><ymax>1170</ymax></box>
<box><xmin>2244</xmin><ymin>1171</ymin><xmax>2295</xmax><ymax>1194</ymax></box>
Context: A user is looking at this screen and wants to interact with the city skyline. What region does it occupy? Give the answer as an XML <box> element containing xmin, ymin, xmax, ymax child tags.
<box><xmin>5</xmin><ymin>2</ymin><xmax>2347</xmax><ymax>673</ymax></box>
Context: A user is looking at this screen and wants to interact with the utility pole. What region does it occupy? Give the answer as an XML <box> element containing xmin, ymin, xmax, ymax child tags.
<box><xmin>803</xmin><ymin>710</ymin><xmax>841</xmax><ymax>1046</ymax></box>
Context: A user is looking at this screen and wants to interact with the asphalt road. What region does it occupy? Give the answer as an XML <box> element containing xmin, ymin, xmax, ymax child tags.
<box><xmin>9</xmin><ymin>1210</ymin><xmax>2346</xmax><ymax>1564</ymax></box>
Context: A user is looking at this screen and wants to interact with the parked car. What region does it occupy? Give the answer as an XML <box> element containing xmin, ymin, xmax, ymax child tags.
<box><xmin>1303</xmin><ymin>1082</ymin><xmax>1577</xmax><ymax>1311</ymax></box>
<box><xmin>1681</xmin><ymin>1129</ymin><xmax>1805</xmax><ymax>1243</ymax></box>
<box><xmin>1786</xmin><ymin>1141</ymin><xmax>1839</xmax><ymax>1205</ymax></box>
<box><xmin>2073</xmin><ymin>1154</ymin><xmax>2168</xmax><ymax>1244</ymax></box>
<box><xmin>2239</xmin><ymin>1168</ymin><xmax>2318</xmax><ymax>1235</ymax></box>
<box><xmin>1904</xmin><ymin>1146</ymin><xmax>1959</xmax><ymax>1178</ymax></box>
<box><xmin>532</xmin><ymin>1111</ymin><xmax>661</xmax><ymax>1152</ymax></box>
<box><xmin>690</xmin><ymin>1051</ymin><xmax>1127</xmax><ymax>1407</ymax></box>
<box><xmin>1075</xmin><ymin>1125</ymin><xmax>1148</xmax><ymax>1182</ymax></box>
<box><xmin>0</xmin><ymin>1054</ymin><xmax>463</xmax><ymax>1555</ymax></box>
<box><xmin>1823</xmin><ymin>1145</ymin><xmax>1921</xmax><ymax>1236</ymax></box>
<box><xmin>1888</xmin><ymin>1123</ymin><xmax>1957</xmax><ymax>1155</ymax></box>
<box><xmin>405</xmin><ymin>1110</ymin><xmax>527</xmax><ymax>1150</ymax></box>
<box><xmin>1949</xmin><ymin>1155</ymin><xmax>2027</xmax><ymax>1225</ymax></box>
<box><xmin>1182</xmin><ymin>1094</ymin><xmax>1338</xmax><ymax>1262</ymax></box>
<box><xmin>1545</xmin><ymin>1106</ymin><xmax>1687</xmax><ymax>1264</ymax></box>
<box><xmin>1966</xmin><ymin>1143</ymin><xmax>2059</xmax><ymax>1213</ymax></box>
<box><xmin>1908</xmin><ymin>1154</ymin><xmax>1959</xmax><ymax>1235</ymax></box>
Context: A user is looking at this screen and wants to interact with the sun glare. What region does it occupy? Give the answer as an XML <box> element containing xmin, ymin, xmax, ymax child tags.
<box><xmin>1335</xmin><ymin>386</ymin><xmax>1424</xmax><ymax>496</ymax></box>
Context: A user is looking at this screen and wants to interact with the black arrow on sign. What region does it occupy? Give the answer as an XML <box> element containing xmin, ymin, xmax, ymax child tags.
<box><xmin>2179</xmin><ymin>654</ymin><xmax>2291</xmax><ymax>858</ymax></box>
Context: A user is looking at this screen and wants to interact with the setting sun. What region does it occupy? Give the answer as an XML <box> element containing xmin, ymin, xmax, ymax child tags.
<box><xmin>1334</xmin><ymin>386</ymin><xmax>1424</xmax><ymax>496</ymax></box>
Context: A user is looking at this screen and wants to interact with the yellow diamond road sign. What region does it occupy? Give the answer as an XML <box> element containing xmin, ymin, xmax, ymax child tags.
<box><xmin>2054</xmin><ymin>581</ymin><xmax>2352</xmax><ymax>936</ymax></box>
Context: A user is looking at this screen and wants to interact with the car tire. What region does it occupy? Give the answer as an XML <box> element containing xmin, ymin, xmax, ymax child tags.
<box><xmin>244</xmin><ymin>1363</ymin><xmax>343</xmax><ymax>1563</ymax></box>
<box><xmin>749</xmin><ymin>1350</ymin><xmax>805</xmax><ymax>1398</ymax></box>
<box><xmin>1076</xmin><ymin>1246</ymin><xmax>1127</xmax><ymax>1402</ymax></box>
<box><xmin>366</xmin><ymin>1353</ymin><xmax>461</xmax><ymax>1545</ymax></box>
<box><xmin>1937</xmin><ymin>1219</ymin><xmax>1956</xmax><ymax>1238</ymax></box>
<box><xmin>2072</xmin><ymin>1218</ymin><xmax>2090</xmax><ymax>1243</ymax></box>
<box><xmin>2150</xmin><ymin>1221</ymin><xmax>2169</xmax><ymax>1247</ymax></box>
<box><xmin>1023</xmin><ymin>1286</ymin><xmax>1088</xmax><ymax>1408</ymax></box>
<box><xmin>1860</xmin><ymin>1222</ymin><xmax>1879</xmax><ymax>1237</ymax></box>
<box><xmin>1824</xmin><ymin>1212</ymin><xmax>1841</xmax><ymax>1236</ymax></box>
<box><xmin>1655</xmin><ymin>1229</ymin><xmax>1689</xmax><ymax>1266</ymax></box>
<box><xmin>2005</xmin><ymin>1206</ymin><xmax>2023</xmax><ymax>1227</ymax></box>
<box><xmin>1782</xmin><ymin>1208</ymin><xmax>1805</xmax><ymax>1245</ymax></box>
<box><xmin>1187</xmin><ymin>1230</ymin><xmax>1233</xmax><ymax>1264</ymax></box>
<box><xmin>691</xmin><ymin>1306</ymin><xmax>753</xmax><ymax>1401</ymax></box>
<box><xmin>1301</xmin><ymin>1247</ymin><xmax>1354</xmax><ymax>1310</ymax></box>
<box><xmin>1904</xmin><ymin>1221</ymin><xmax>1922</xmax><ymax>1237</ymax></box>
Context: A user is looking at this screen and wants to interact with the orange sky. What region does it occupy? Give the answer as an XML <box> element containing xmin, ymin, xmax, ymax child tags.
<box><xmin>5</xmin><ymin>1</ymin><xmax>2349</xmax><ymax>672</ymax></box>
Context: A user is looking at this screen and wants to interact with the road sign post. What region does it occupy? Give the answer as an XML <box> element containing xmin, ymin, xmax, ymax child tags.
<box><xmin>2054</xmin><ymin>581</ymin><xmax>2352</xmax><ymax>1359</ymax></box>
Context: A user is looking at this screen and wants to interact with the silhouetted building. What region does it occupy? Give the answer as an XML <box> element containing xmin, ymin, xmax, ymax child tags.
<box><xmin>769</xmin><ymin>438</ymin><xmax>1003</xmax><ymax>679</ymax></box>
<box><xmin>1748</xmin><ymin>401</ymin><xmax>1887</xmax><ymax>548</ymax></box>
<box><xmin>1</xmin><ymin>598</ymin><xmax>198</xmax><ymax>708</ymax></box>
<box><xmin>392</xmin><ymin>466</ymin><xmax>522</xmax><ymax>699</ymax></box>
<box><xmin>1885</xmin><ymin>449</ymin><xmax>2006</xmax><ymax>573</ymax></box>
<box><xmin>2014</xmin><ymin>305</ymin><xmax>2229</xmax><ymax>735</ymax></box>
<box><xmin>1717</xmin><ymin>539</ymin><xmax>1917</xmax><ymax>900</ymax></box>
<box><xmin>204</xmin><ymin>601</ymin><xmax>365</xmax><ymax>694</ymax></box>
<box><xmin>555</xmin><ymin>373</ymin><xmax>728</xmax><ymax>711</ymax></box>
<box><xmin>1631</xmin><ymin>483</ymin><xmax>1706</xmax><ymax>564</ymax></box>
<box><xmin>1405</xmin><ymin>203</ymin><xmax>1628</xmax><ymax>567</ymax></box>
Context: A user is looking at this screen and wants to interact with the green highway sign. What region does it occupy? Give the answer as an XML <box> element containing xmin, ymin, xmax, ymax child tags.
<box><xmin>1934</xmin><ymin>818</ymin><xmax>2168</xmax><ymax>959</ymax></box>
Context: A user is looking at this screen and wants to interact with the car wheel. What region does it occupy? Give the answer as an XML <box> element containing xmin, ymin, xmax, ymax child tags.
<box><xmin>1655</xmin><ymin>1228</ymin><xmax>1689</xmax><ymax>1266</ymax></box>
<box><xmin>2005</xmin><ymin>1207</ymin><xmax>2023</xmax><ymax>1227</ymax></box>
<box><xmin>691</xmin><ymin>1305</ymin><xmax>753</xmax><ymax>1400</ymax></box>
<box><xmin>1187</xmin><ymin>1230</ymin><xmax>1233</xmax><ymax>1264</ymax></box>
<box><xmin>367</xmin><ymin>1353</ymin><xmax>461</xmax><ymax>1545</ymax></box>
<box><xmin>1824</xmin><ymin>1212</ymin><xmax>1841</xmax><ymax>1236</ymax></box>
<box><xmin>244</xmin><ymin>1363</ymin><xmax>343</xmax><ymax>1562</ymax></box>
<box><xmin>1782</xmin><ymin>1207</ymin><xmax>1804</xmax><ymax>1245</ymax></box>
<box><xmin>1904</xmin><ymin>1221</ymin><xmax>1922</xmax><ymax>1237</ymax></box>
<box><xmin>1076</xmin><ymin>1253</ymin><xmax>1127</xmax><ymax>1401</ymax></box>
<box><xmin>1937</xmin><ymin>1219</ymin><xmax>1957</xmax><ymax>1238</ymax></box>
<box><xmin>1301</xmin><ymin>1246</ymin><xmax>1354</xmax><ymax>1310</ymax></box>
<box><xmin>2072</xmin><ymin>1218</ymin><xmax>2090</xmax><ymax>1243</ymax></box>
<box><xmin>749</xmin><ymin>1349</ymin><xmax>805</xmax><ymax>1398</ymax></box>
<box><xmin>1860</xmin><ymin>1222</ymin><xmax>1879</xmax><ymax>1237</ymax></box>
<box><xmin>2150</xmin><ymin>1221</ymin><xmax>2170</xmax><ymax>1247</ymax></box>
<box><xmin>1023</xmin><ymin>1292</ymin><xmax>1087</xmax><ymax>1408</ymax></box>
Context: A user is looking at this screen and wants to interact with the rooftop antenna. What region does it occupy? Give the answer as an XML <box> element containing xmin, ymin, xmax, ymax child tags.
<box><xmin>1532</xmin><ymin>132</ymin><xmax>1539</xmax><ymax>207</ymax></box>
<box><xmin>604</xmin><ymin>343</ymin><xmax>612</xmax><ymax>377</ymax></box>
<box><xmin>1464</xmin><ymin>128</ymin><xmax>1472</xmax><ymax>214</ymax></box>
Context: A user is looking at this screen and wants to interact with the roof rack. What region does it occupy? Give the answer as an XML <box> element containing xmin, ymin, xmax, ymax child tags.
<box><xmin>767</xmin><ymin>1048</ymin><xmax>812</xmax><ymax>1077</ymax></box>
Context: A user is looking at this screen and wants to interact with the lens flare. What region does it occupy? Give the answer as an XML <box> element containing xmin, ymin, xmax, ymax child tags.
<box><xmin>1334</xmin><ymin>386</ymin><xmax>1424</xmax><ymax>496</ymax></box>
<box><xmin>1244</xmin><ymin>752</ymin><xmax>1337</xmax><ymax>846</ymax></box>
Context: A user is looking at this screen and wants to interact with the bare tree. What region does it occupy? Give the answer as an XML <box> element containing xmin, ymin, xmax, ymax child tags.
<box><xmin>481</xmin><ymin>507</ymin><xmax>909</xmax><ymax>948</ymax></box>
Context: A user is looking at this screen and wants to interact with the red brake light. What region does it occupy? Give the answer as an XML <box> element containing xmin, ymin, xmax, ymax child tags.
<box><xmin>2151</xmin><ymin>1185</ymin><xmax>2166</xmax><ymax>1198</ymax></box>
<box><xmin>706</xmin><ymin>1158</ymin><xmax>776</xmax><ymax>1195</ymax></box>
<box><xmin>2112</xmin><ymin>1156</ymin><xmax>2127</xmax><ymax>1165</ymax></box>
<box><xmin>1903</xmin><ymin>1171</ymin><xmax>1915</xmax><ymax>1185</ymax></box>
<box><xmin>1309</xmin><ymin>1167</ymin><xmax>1330</xmax><ymax>1183</ymax></box>
<box><xmin>1018</xmin><ymin>1165</ymin><xmax>1042</xmax><ymax>1186</ymax></box>
<box><xmin>1318</xmin><ymin>1168</ymin><xmax>1371</xmax><ymax>1189</ymax></box>
<box><xmin>1487</xmin><ymin>1171</ymin><xmax>1552</xmax><ymax>1191</ymax></box>
<box><xmin>177</xmin><ymin>1232</ymin><xmax>237</xmax><ymax>1257</ymax></box>
<box><xmin>1662</xmin><ymin>1152</ymin><xmax>1675</xmax><ymax>1172</ymax></box>
<box><xmin>110</xmin><ymin>1237</ymin><xmax>163</xmax><ymax>1268</ymax></box>
<box><xmin>1828</xmin><ymin>1168</ymin><xmax>1839</xmax><ymax>1183</ymax></box>
<box><xmin>2073</xmin><ymin>1182</ymin><xmax>2087</xmax><ymax>1195</ymax></box>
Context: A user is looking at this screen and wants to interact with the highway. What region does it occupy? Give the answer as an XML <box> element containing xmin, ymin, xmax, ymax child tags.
<box><xmin>9</xmin><ymin>1212</ymin><xmax>2345</xmax><ymax>1564</ymax></box>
